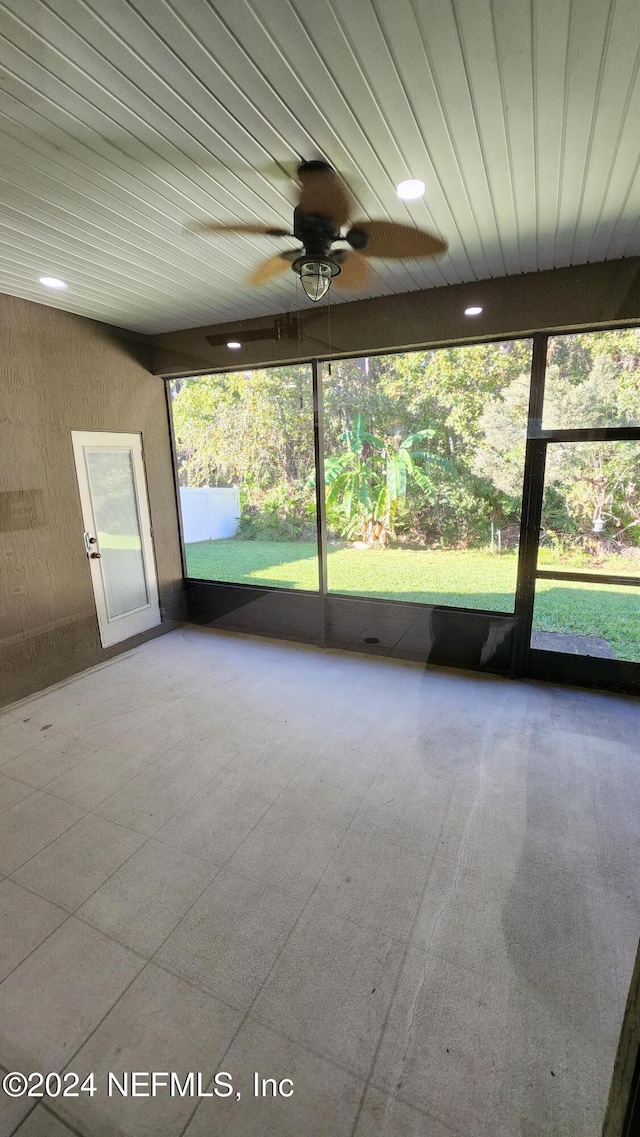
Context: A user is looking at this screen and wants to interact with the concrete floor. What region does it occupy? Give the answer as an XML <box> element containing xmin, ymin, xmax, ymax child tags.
<box><xmin>0</xmin><ymin>627</ymin><xmax>638</xmax><ymax>1137</ymax></box>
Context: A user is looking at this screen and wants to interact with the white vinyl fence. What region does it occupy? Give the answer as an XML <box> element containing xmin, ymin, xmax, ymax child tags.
<box><xmin>179</xmin><ymin>486</ymin><xmax>240</xmax><ymax>543</ymax></box>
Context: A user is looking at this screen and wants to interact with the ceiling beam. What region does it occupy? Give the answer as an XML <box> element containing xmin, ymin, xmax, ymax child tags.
<box><xmin>149</xmin><ymin>258</ymin><xmax>640</xmax><ymax>378</ymax></box>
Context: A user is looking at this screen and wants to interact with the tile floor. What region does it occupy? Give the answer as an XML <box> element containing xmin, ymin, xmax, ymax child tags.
<box><xmin>0</xmin><ymin>626</ymin><xmax>638</xmax><ymax>1137</ymax></box>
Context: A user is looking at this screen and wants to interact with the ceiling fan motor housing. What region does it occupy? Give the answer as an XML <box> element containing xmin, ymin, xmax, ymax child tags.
<box><xmin>345</xmin><ymin>227</ymin><xmax>369</xmax><ymax>250</ymax></box>
<box><xmin>293</xmin><ymin>206</ymin><xmax>339</xmax><ymax>258</ymax></box>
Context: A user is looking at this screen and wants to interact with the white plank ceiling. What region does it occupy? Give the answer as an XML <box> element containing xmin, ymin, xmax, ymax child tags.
<box><xmin>1</xmin><ymin>0</ymin><xmax>639</xmax><ymax>334</ymax></box>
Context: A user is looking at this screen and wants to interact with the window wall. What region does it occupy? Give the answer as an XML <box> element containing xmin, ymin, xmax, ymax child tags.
<box><xmin>170</xmin><ymin>340</ymin><xmax>532</xmax><ymax>613</ymax></box>
<box><xmin>528</xmin><ymin>329</ymin><xmax>640</xmax><ymax>665</ymax></box>
<box><xmin>321</xmin><ymin>342</ymin><xmax>531</xmax><ymax>610</ymax></box>
<box><xmin>169</xmin><ymin>364</ymin><xmax>319</xmax><ymax>591</ymax></box>
<box><xmin>168</xmin><ymin>326</ymin><xmax>640</xmax><ymax>685</ymax></box>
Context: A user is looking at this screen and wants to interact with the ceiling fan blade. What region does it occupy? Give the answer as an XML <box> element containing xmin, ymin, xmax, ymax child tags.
<box><xmin>332</xmin><ymin>250</ymin><xmax>371</xmax><ymax>291</ymax></box>
<box><xmin>187</xmin><ymin>221</ymin><xmax>292</xmax><ymax>237</ymax></box>
<box><xmin>298</xmin><ymin>168</ymin><xmax>352</xmax><ymax>226</ymax></box>
<box><xmin>347</xmin><ymin>221</ymin><xmax>448</xmax><ymax>258</ymax></box>
<box><xmin>248</xmin><ymin>250</ymin><xmax>299</xmax><ymax>285</ymax></box>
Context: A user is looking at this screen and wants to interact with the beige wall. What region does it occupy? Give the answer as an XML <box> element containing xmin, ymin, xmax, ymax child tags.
<box><xmin>0</xmin><ymin>294</ymin><xmax>184</xmax><ymax>706</ymax></box>
<box><xmin>150</xmin><ymin>257</ymin><xmax>640</xmax><ymax>377</ymax></box>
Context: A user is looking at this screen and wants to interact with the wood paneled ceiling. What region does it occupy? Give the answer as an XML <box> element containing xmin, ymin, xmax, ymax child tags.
<box><xmin>1</xmin><ymin>0</ymin><xmax>639</xmax><ymax>334</ymax></box>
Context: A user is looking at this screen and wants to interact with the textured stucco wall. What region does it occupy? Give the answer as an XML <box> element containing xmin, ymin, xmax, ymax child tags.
<box><xmin>0</xmin><ymin>293</ymin><xmax>184</xmax><ymax>706</ymax></box>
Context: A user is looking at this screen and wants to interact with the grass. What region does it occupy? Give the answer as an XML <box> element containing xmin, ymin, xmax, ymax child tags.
<box><xmin>184</xmin><ymin>538</ymin><xmax>640</xmax><ymax>661</ymax></box>
<box><xmin>97</xmin><ymin>532</ymin><xmax>141</xmax><ymax>550</ymax></box>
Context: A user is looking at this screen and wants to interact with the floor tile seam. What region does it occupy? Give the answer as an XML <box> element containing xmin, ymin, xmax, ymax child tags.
<box><xmin>235</xmin><ymin>1014</ymin><xmax>374</xmax><ymax>1086</ymax></box>
<box><xmin>33</xmin><ymin>958</ymin><xmax>153</xmax><ymax>1114</ymax></box>
<box><xmin>186</xmin><ymin>859</ymin><xmax>315</xmax><ymax>907</ymax></box>
<box><xmin>151</xmin><ymin>746</ymin><xmax>246</xmax><ymax>790</ymax></box>
<box><xmin>2</xmin><ymin>873</ymin><xmax>80</xmax><ymax>926</ymax></box>
<box><xmin>42</xmin><ymin>754</ymin><xmax>168</xmax><ymax>809</ymax></box>
<box><xmin>135</xmin><ymin>762</ymin><xmax>332</xmax><ymax>964</ymax></box>
<box><xmin>295</xmin><ymin>890</ymin><xmax>426</xmax><ymax>947</ymax></box>
<box><xmin>345</xmin><ymin>810</ymin><xmax>465</xmax><ymax>867</ymax></box>
<box><xmin>128</xmin><ymin>855</ymin><xmax>233</xmax><ymax>963</ymax></box>
<box><xmin>146</xmin><ymin>957</ymin><xmax>247</xmax><ymax>1018</ymax></box>
<box><xmin>0</xmin><ymin>908</ymin><xmax>78</xmax><ymax>1000</ymax></box>
<box><xmin>344</xmin><ymin>755</ymin><xmax>493</xmax><ymax>1137</ymax></box>
<box><xmin>8</xmin><ymin>829</ymin><xmax>158</xmax><ymax>917</ymax></box>
<box><xmin>64</xmin><ymin>687</ymin><xmax>239</xmax><ymax>752</ymax></box>
<box><xmin>37</xmin><ymin>1101</ymin><xmax>89</xmax><ymax>1137</ymax></box>
<box><xmin>0</xmin><ymin>894</ymin><xmax>152</xmax><ymax>985</ymax></box>
<box><xmin>245</xmin><ymin>1006</ymin><xmax>388</xmax><ymax>1085</ymax></box>
<box><xmin>32</xmin><ymin>954</ymin><xmax>252</xmax><ymax>1108</ymax></box>
<box><xmin>168</xmin><ymin>885</ymin><xmax>378</xmax><ymax>1137</ymax></box>
<box><xmin>73</xmin><ymin>836</ymin><xmax>225</xmax><ymax>935</ymax></box>
<box><xmin>171</xmin><ymin>1014</ymin><xmax>374</xmax><ymax>1137</ymax></box>
<box><xmin>0</xmin><ymin>731</ymin><xmax>89</xmax><ymax>771</ymax></box>
<box><xmin>0</xmin><ymin>1065</ymin><xmax>63</xmax><ymax>1137</ymax></box>
<box><xmin>194</xmin><ymin>752</ymin><xmax>394</xmax><ymax>1085</ymax></box>
<box><xmin>86</xmin><ymin>756</ymin><xmax>244</xmax><ymax>836</ymax></box>
<box><xmin>176</xmin><ymin>732</ymin><xmax>349</xmax><ymax>869</ymax></box>
<box><xmin>142</xmin><ymin>828</ymin><xmax>227</xmax><ymax>869</ymax></box>
<box><xmin>0</xmin><ymin>741</ymin><xmax>109</xmax><ymax>789</ymax></box>
<box><xmin>363</xmin><ymin>1073</ymin><xmax>469</xmax><ymax>1135</ymax></box>
<box><xmin>349</xmin><ymin>685</ymin><xmax>519</xmax><ymax>1133</ymax></box>
<box><xmin>0</xmin><ymin>783</ymin><xmax>41</xmax><ymax>815</ymax></box>
<box><xmin>6</xmin><ymin>1105</ymin><xmax>38</xmax><ymax>1137</ymax></box>
<box><xmin>0</xmin><ymin>800</ymin><xmax>91</xmax><ymax>879</ymax></box>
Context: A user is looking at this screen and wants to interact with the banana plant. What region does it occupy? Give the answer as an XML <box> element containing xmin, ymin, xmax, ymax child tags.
<box><xmin>323</xmin><ymin>414</ymin><xmax>454</xmax><ymax>544</ymax></box>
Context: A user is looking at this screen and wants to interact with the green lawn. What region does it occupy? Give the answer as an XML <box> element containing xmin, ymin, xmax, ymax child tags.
<box><xmin>97</xmin><ymin>532</ymin><xmax>142</xmax><ymax>550</ymax></box>
<box><xmin>185</xmin><ymin>539</ymin><xmax>640</xmax><ymax>661</ymax></box>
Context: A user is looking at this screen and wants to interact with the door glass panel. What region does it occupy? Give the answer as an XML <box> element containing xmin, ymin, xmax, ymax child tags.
<box><xmin>169</xmin><ymin>366</ymin><xmax>318</xmax><ymax>591</ymax></box>
<box><xmin>532</xmin><ymin>579</ymin><xmax>640</xmax><ymax>663</ymax></box>
<box><xmin>85</xmin><ymin>448</ymin><xmax>149</xmax><ymax>617</ymax></box>
<box><xmin>539</xmin><ymin>441</ymin><xmax>640</xmax><ymax>577</ymax></box>
<box><xmin>321</xmin><ymin>341</ymin><xmax>532</xmax><ymax>611</ymax></box>
<box><xmin>542</xmin><ymin>329</ymin><xmax>640</xmax><ymax>429</ymax></box>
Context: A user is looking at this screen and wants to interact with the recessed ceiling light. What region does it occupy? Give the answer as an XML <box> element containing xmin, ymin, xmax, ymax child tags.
<box><xmin>464</xmin><ymin>306</ymin><xmax>483</xmax><ymax>316</ymax></box>
<box><xmin>39</xmin><ymin>276</ymin><xmax>67</xmax><ymax>289</ymax></box>
<box><xmin>226</xmin><ymin>340</ymin><xmax>242</xmax><ymax>349</ymax></box>
<box><xmin>396</xmin><ymin>179</ymin><xmax>425</xmax><ymax>200</ymax></box>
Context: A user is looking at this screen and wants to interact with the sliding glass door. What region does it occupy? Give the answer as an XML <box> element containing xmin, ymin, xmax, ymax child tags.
<box><xmin>521</xmin><ymin>330</ymin><xmax>640</xmax><ymax>680</ymax></box>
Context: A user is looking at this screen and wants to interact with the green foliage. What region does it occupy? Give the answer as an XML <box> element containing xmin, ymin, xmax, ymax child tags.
<box><xmin>170</xmin><ymin>329</ymin><xmax>640</xmax><ymax>557</ymax></box>
<box><xmin>237</xmin><ymin>485</ymin><xmax>317</xmax><ymax>542</ymax></box>
<box><xmin>322</xmin><ymin>413</ymin><xmax>454</xmax><ymax>543</ymax></box>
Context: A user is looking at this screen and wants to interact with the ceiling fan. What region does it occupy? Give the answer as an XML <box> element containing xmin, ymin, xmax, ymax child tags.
<box><xmin>189</xmin><ymin>160</ymin><xmax>448</xmax><ymax>302</ymax></box>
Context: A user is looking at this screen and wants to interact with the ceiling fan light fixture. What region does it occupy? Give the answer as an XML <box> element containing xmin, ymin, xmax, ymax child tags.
<box><xmin>396</xmin><ymin>179</ymin><xmax>425</xmax><ymax>200</ymax></box>
<box><xmin>292</xmin><ymin>256</ymin><xmax>341</xmax><ymax>302</ymax></box>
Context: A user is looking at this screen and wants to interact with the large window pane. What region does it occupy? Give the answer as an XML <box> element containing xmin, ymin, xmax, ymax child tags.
<box><xmin>321</xmin><ymin>341</ymin><xmax>532</xmax><ymax>611</ymax></box>
<box><xmin>542</xmin><ymin>329</ymin><xmax>640</xmax><ymax>429</ymax></box>
<box><xmin>170</xmin><ymin>366</ymin><xmax>319</xmax><ymax>591</ymax></box>
<box><xmin>532</xmin><ymin>579</ymin><xmax>640</xmax><ymax>663</ymax></box>
<box><xmin>539</xmin><ymin>441</ymin><xmax>640</xmax><ymax>577</ymax></box>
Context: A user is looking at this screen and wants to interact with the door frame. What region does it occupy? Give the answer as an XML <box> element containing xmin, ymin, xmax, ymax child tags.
<box><xmin>510</xmin><ymin>332</ymin><xmax>640</xmax><ymax>691</ymax></box>
<box><xmin>71</xmin><ymin>430</ymin><xmax>161</xmax><ymax>648</ymax></box>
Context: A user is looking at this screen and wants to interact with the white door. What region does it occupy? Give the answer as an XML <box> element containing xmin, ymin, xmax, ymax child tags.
<box><xmin>72</xmin><ymin>431</ymin><xmax>161</xmax><ymax>647</ymax></box>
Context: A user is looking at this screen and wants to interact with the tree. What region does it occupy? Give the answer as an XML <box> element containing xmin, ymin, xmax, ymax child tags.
<box><xmin>477</xmin><ymin>332</ymin><xmax>640</xmax><ymax>550</ymax></box>
<box><xmin>323</xmin><ymin>413</ymin><xmax>453</xmax><ymax>545</ymax></box>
